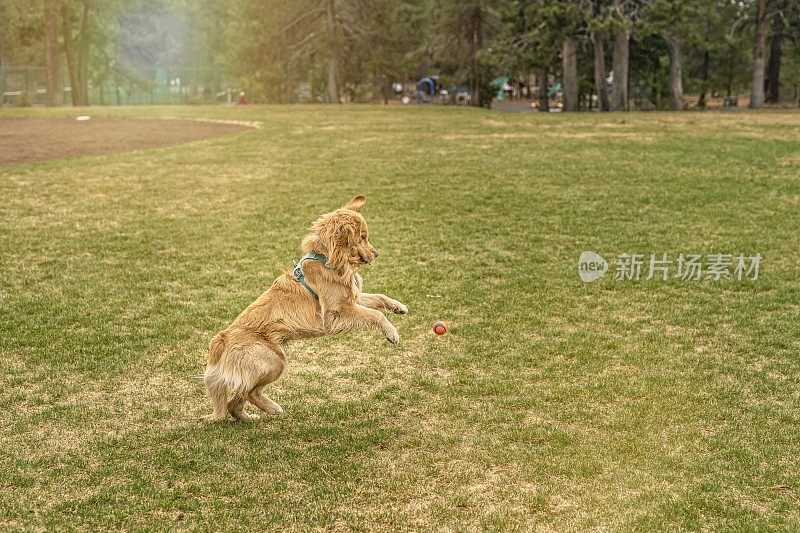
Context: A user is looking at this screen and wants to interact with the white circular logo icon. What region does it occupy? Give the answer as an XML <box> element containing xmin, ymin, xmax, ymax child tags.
<box><xmin>578</xmin><ymin>251</ymin><xmax>608</xmax><ymax>282</ymax></box>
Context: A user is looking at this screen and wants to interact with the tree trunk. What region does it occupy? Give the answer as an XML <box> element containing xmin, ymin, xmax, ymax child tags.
<box><xmin>538</xmin><ymin>69</ymin><xmax>548</xmax><ymax>110</ymax></box>
<box><xmin>611</xmin><ymin>28</ymin><xmax>629</xmax><ymax>111</ymax></box>
<box><xmin>592</xmin><ymin>30</ymin><xmax>609</xmax><ymax>111</ymax></box>
<box><xmin>44</xmin><ymin>0</ymin><xmax>61</xmax><ymax>106</ymax></box>
<box><xmin>562</xmin><ymin>36</ymin><xmax>578</xmax><ymax>112</ymax></box>
<box><xmin>766</xmin><ymin>10</ymin><xmax>783</xmax><ymax>104</ymax></box>
<box><xmin>665</xmin><ymin>33</ymin><xmax>684</xmax><ymax>111</ymax></box>
<box><xmin>61</xmin><ymin>3</ymin><xmax>80</xmax><ymax>106</ymax></box>
<box><xmin>278</xmin><ymin>31</ymin><xmax>292</xmax><ymax>103</ymax></box>
<box><xmin>726</xmin><ymin>43</ymin><xmax>735</xmax><ymax>98</ymax></box>
<box><xmin>76</xmin><ymin>1</ymin><xmax>90</xmax><ymax>106</ymax></box>
<box><xmin>381</xmin><ymin>73</ymin><xmax>389</xmax><ymax>105</ymax></box>
<box><xmin>698</xmin><ymin>49</ymin><xmax>709</xmax><ymax>108</ymax></box>
<box><xmin>750</xmin><ymin>0</ymin><xmax>767</xmax><ymax>109</ymax></box>
<box><xmin>325</xmin><ymin>0</ymin><xmax>340</xmax><ymax>104</ymax></box>
<box><xmin>0</xmin><ymin>21</ymin><xmax>5</xmax><ymax>68</ymax></box>
<box><xmin>469</xmin><ymin>7</ymin><xmax>485</xmax><ymax>107</ymax></box>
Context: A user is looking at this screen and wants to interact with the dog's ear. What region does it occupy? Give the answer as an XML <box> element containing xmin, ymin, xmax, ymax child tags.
<box><xmin>335</xmin><ymin>217</ymin><xmax>357</xmax><ymax>246</ymax></box>
<box><xmin>321</xmin><ymin>216</ymin><xmax>358</xmax><ymax>274</ymax></box>
<box><xmin>345</xmin><ymin>195</ymin><xmax>366</xmax><ymax>212</ymax></box>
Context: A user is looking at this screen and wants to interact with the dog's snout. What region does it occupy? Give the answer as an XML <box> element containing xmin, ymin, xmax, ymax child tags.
<box><xmin>373</xmin><ymin>249</ymin><xmax>380</xmax><ymax>258</ymax></box>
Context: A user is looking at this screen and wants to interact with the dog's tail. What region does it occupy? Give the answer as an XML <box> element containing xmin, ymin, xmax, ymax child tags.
<box><xmin>204</xmin><ymin>334</ymin><xmax>228</xmax><ymax>420</ymax></box>
<box><xmin>208</xmin><ymin>333</ymin><xmax>226</xmax><ymax>366</ymax></box>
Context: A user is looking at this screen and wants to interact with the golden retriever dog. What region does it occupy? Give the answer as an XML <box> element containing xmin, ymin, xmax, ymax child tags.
<box><xmin>204</xmin><ymin>195</ymin><xmax>407</xmax><ymax>421</ymax></box>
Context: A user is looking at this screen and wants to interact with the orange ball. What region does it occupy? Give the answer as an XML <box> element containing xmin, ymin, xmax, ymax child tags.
<box><xmin>433</xmin><ymin>321</ymin><xmax>447</xmax><ymax>335</ymax></box>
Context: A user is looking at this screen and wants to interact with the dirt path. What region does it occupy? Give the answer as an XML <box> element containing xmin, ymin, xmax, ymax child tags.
<box><xmin>0</xmin><ymin>117</ymin><xmax>252</xmax><ymax>165</ymax></box>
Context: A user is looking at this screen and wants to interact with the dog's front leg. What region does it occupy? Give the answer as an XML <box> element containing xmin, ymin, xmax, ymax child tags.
<box><xmin>358</xmin><ymin>293</ymin><xmax>408</xmax><ymax>315</ymax></box>
<box><xmin>323</xmin><ymin>303</ymin><xmax>399</xmax><ymax>344</ymax></box>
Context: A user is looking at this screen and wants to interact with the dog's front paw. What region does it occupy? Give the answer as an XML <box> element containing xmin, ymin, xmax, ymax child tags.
<box><xmin>392</xmin><ymin>301</ymin><xmax>408</xmax><ymax>315</ymax></box>
<box><xmin>384</xmin><ymin>325</ymin><xmax>400</xmax><ymax>344</ymax></box>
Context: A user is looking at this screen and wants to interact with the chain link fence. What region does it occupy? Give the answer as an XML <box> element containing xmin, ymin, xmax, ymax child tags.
<box><xmin>1</xmin><ymin>67</ymin><xmax>240</xmax><ymax>106</ymax></box>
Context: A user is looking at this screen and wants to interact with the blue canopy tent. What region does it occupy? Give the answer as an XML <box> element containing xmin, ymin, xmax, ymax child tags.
<box><xmin>416</xmin><ymin>77</ymin><xmax>436</xmax><ymax>104</ymax></box>
<box><xmin>490</xmin><ymin>76</ymin><xmax>510</xmax><ymax>100</ymax></box>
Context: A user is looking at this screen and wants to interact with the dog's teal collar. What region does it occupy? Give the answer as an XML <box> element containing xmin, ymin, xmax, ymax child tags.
<box><xmin>293</xmin><ymin>252</ymin><xmax>328</xmax><ymax>300</ymax></box>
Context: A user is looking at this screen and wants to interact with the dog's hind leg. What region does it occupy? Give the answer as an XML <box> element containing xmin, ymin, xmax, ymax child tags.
<box><xmin>203</xmin><ymin>370</ymin><xmax>229</xmax><ymax>421</ymax></box>
<box><xmin>204</xmin><ymin>334</ymin><xmax>230</xmax><ymax>421</ymax></box>
<box><xmin>247</xmin><ymin>344</ymin><xmax>286</xmax><ymax>416</ymax></box>
<box><xmin>228</xmin><ymin>392</ymin><xmax>259</xmax><ymax>421</ymax></box>
<box><xmin>248</xmin><ymin>386</ymin><xmax>284</xmax><ymax>415</ymax></box>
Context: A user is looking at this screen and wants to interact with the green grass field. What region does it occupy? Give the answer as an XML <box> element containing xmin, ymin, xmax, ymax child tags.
<box><xmin>1</xmin><ymin>105</ymin><xmax>799</xmax><ymax>531</ymax></box>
